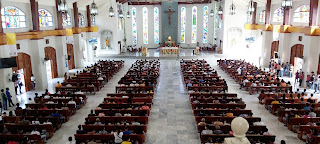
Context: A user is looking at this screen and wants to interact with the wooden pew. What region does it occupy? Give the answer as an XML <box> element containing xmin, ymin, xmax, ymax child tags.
<box><xmin>74</xmin><ymin>134</ymin><xmax>145</xmax><ymax>144</ymax></box>
<box><xmin>87</xmin><ymin>116</ymin><xmax>149</xmax><ymax>124</ymax></box>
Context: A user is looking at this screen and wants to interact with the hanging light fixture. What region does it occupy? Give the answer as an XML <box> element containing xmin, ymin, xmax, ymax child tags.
<box><xmin>210</xmin><ymin>0</ymin><xmax>214</xmax><ymax>17</ymax></box>
<box><xmin>58</xmin><ymin>0</ymin><xmax>68</xmax><ymax>13</ymax></box>
<box><xmin>119</xmin><ymin>9</ymin><xmax>124</xmax><ymax>18</ymax></box>
<box><xmin>281</xmin><ymin>0</ymin><xmax>292</xmax><ymax>9</ymax></box>
<box><xmin>127</xmin><ymin>10</ymin><xmax>131</xmax><ymax>18</ymax></box>
<box><xmin>229</xmin><ymin>0</ymin><xmax>235</xmax><ymax>15</ymax></box>
<box><xmin>248</xmin><ymin>0</ymin><xmax>254</xmax><ymax>14</ymax></box>
<box><xmin>109</xmin><ymin>0</ymin><xmax>115</xmax><ymax>17</ymax></box>
<box><xmin>217</xmin><ymin>1</ymin><xmax>223</xmax><ymax>15</ymax></box>
<box><xmin>90</xmin><ymin>0</ymin><xmax>98</xmax><ymax>16</ymax></box>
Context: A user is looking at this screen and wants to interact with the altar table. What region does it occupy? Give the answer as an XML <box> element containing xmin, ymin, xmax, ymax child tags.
<box><xmin>160</xmin><ymin>47</ymin><xmax>179</xmax><ymax>54</ymax></box>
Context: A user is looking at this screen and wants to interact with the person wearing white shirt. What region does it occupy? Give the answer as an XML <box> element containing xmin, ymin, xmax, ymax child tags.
<box><xmin>113</xmin><ymin>130</ymin><xmax>123</xmax><ymax>144</ymax></box>
<box><xmin>237</xmin><ymin>67</ymin><xmax>242</xmax><ymax>75</ymax></box>
<box><xmin>31</xmin><ymin>129</ymin><xmax>46</xmax><ymax>142</ymax></box>
<box><xmin>201</xmin><ymin>126</ymin><xmax>213</xmax><ymax>135</ymax></box>
<box><xmin>68</xmin><ymin>99</ymin><xmax>77</xmax><ymax>109</ymax></box>
<box><xmin>31</xmin><ymin>74</ymin><xmax>36</xmax><ymax>90</ymax></box>
<box><xmin>44</xmin><ymin>95</ymin><xmax>50</xmax><ymax>99</ymax></box>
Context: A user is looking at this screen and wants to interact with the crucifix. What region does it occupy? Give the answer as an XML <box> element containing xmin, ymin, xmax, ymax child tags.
<box><xmin>165</xmin><ymin>6</ymin><xmax>175</xmax><ymax>25</ymax></box>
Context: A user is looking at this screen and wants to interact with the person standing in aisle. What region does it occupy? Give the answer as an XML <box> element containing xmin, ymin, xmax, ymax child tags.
<box><xmin>6</xmin><ymin>88</ymin><xmax>14</xmax><ymax>107</ymax></box>
<box><xmin>1</xmin><ymin>89</ymin><xmax>7</xmax><ymax>110</ymax></box>
<box><xmin>31</xmin><ymin>74</ymin><xmax>36</xmax><ymax>90</ymax></box>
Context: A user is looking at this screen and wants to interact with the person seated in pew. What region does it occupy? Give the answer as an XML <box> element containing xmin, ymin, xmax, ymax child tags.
<box><xmin>68</xmin><ymin>98</ymin><xmax>78</xmax><ymax>109</ymax></box>
<box><xmin>226</xmin><ymin>110</ymin><xmax>234</xmax><ymax>117</ymax></box>
<box><xmin>237</xmin><ymin>98</ymin><xmax>245</xmax><ymax>105</ymax></box>
<box><xmin>304</xmin><ymin>103</ymin><xmax>311</xmax><ymax>110</ymax></box>
<box><xmin>56</xmin><ymin>81</ymin><xmax>62</xmax><ymax>88</ymax></box>
<box><xmin>240</xmin><ymin>77</ymin><xmax>248</xmax><ymax>89</ymax></box>
<box><xmin>20</xmin><ymin>117</ymin><xmax>30</xmax><ymax>125</ymax></box>
<box><xmin>94</xmin><ymin>118</ymin><xmax>103</xmax><ymax>125</ymax></box>
<box><xmin>71</xmin><ymin>74</ymin><xmax>77</xmax><ymax>79</ymax></box>
<box><xmin>31</xmin><ymin>128</ymin><xmax>46</xmax><ymax>143</ymax></box>
<box><xmin>197</xmin><ymin>111</ymin><xmax>206</xmax><ymax>116</ymax></box>
<box><xmin>213</xmin><ymin>125</ymin><xmax>223</xmax><ymax>134</ymax></box>
<box><xmin>141</xmin><ymin>102</ymin><xmax>150</xmax><ymax>110</ymax></box>
<box><xmin>198</xmin><ymin>118</ymin><xmax>206</xmax><ymax>126</ymax></box>
<box><xmin>123</xmin><ymin>127</ymin><xmax>131</xmax><ymax>134</ymax></box>
<box><xmin>113</xmin><ymin>129</ymin><xmax>124</xmax><ymax>144</ymax></box>
<box><xmin>213</xmin><ymin>119</ymin><xmax>223</xmax><ymax>126</ymax></box>
<box><xmin>76</xmin><ymin>125</ymin><xmax>86</xmax><ymax>134</ymax></box>
<box><xmin>52</xmin><ymin>111</ymin><xmax>65</xmax><ymax>123</ymax></box>
<box><xmin>201</xmin><ymin>126</ymin><xmax>213</xmax><ymax>135</ymax></box>
<box><xmin>98</xmin><ymin>127</ymin><xmax>108</xmax><ymax>134</ymax></box>
<box><xmin>98</xmin><ymin>112</ymin><xmax>105</xmax><ymax>117</ymax></box>
<box><xmin>32</xmin><ymin>118</ymin><xmax>40</xmax><ymax>124</ymax></box>
<box><xmin>88</xmin><ymin>110</ymin><xmax>97</xmax><ymax>116</ymax></box>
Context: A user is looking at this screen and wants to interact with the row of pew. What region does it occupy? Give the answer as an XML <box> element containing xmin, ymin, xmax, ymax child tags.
<box><xmin>74</xmin><ymin>60</ymin><xmax>160</xmax><ymax>144</ymax></box>
<box><xmin>0</xmin><ymin>60</ymin><xmax>124</xmax><ymax>144</ymax></box>
<box><xmin>181</xmin><ymin>59</ymin><xmax>276</xmax><ymax>143</ymax></box>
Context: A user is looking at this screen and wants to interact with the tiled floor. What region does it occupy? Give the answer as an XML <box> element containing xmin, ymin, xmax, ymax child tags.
<box><xmin>4</xmin><ymin>52</ymin><xmax>312</xmax><ymax>144</ymax></box>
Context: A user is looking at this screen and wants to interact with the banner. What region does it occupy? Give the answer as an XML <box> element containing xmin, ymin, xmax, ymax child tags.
<box><xmin>6</xmin><ymin>33</ymin><xmax>17</xmax><ymax>56</ymax></box>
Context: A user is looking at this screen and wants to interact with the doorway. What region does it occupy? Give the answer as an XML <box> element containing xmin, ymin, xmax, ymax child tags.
<box><xmin>67</xmin><ymin>44</ymin><xmax>75</xmax><ymax>70</ymax></box>
<box><xmin>290</xmin><ymin>44</ymin><xmax>304</xmax><ymax>75</ymax></box>
<box><xmin>270</xmin><ymin>41</ymin><xmax>279</xmax><ymax>59</ymax></box>
<box><xmin>15</xmin><ymin>53</ymin><xmax>33</xmax><ymax>92</ymax></box>
<box><xmin>118</xmin><ymin>41</ymin><xmax>121</xmax><ymax>53</ymax></box>
<box><xmin>45</xmin><ymin>47</ymin><xmax>58</xmax><ymax>78</ymax></box>
<box><xmin>45</xmin><ymin>60</ymin><xmax>52</xmax><ymax>82</ymax></box>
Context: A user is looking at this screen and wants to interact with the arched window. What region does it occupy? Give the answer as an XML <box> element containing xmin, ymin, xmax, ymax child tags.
<box><xmin>143</xmin><ymin>7</ymin><xmax>148</xmax><ymax>44</ymax></box>
<box><xmin>1</xmin><ymin>6</ymin><xmax>26</xmax><ymax>28</ymax></box>
<box><xmin>132</xmin><ymin>7</ymin><xmax>137</xmax><ymax>45</ymax></box>
<box><xmin>203</xmin><ymin>6</ymin><xmax>208</xmax><ymax>44</ymax></box>
<box><xmin>154</xmin><ymin>7</ymin><xmax>159</xmax><ymax>44</ymax></box>
<box><xmin>259</xmin><ymin>10</ymin><xmax>266</xmax><ymax>23</ymax></box>
<box><xmin>62</xmin><ymin>12</ymin><xmax>72</xmax><ymax>26</ymax></box>
<box><xmin>78</xmin><ymin>13</ymin><xmax>85</xmax><ymax>26</ymax></box>
<box><xmin>192</xmin><ymin>6</ymin><xmax>197</xmax><ymax>43</ymax></box>
<box><xmin>38</xmin><ymin>9</ymin><xmax>53</xmax><ymax>27</ymax></box>
<box><xmin>273</xmin><ymin>7</ymin><xmax>284</xmax><ymax>22</ymax></box>
<box><xmin>180</xmin><ymin>7</ymin><xmax>186</xmax><ymax>43</ymax></box>
<box><xmin>293</xmin><ymin>5</ymin><xmax>310</xmax><ymax>23</ymax></box>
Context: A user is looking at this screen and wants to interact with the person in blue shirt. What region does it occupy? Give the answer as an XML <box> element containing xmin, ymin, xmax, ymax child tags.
<box><xmin>122</xmin><ymin>127</ymin><xmax>131</xmax><ymax>134</ymax></box>
<box><xmin>6</xmin><ymin>88</ymin><xmax>14</xmax><ymax>107</ymax></box>
<box><xmin>303</xmin><ymin>103</ymin><xmax>311</xmax><ymax>111</ymax></box>
<box><xmin>1</xmin><ymin>89</ymin><xmax>7</xmax><ymax>110</ymax></box>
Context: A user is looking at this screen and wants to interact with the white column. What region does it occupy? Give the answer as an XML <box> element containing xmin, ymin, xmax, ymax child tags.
<box><xmin>73</xmin><ymin>34</ymin><xmax>84</xmax><ymax>68</ymax></box>
<box><xmin>261</xmin><ymin>31</ymin><xmax>273</xmax><ymax>68</ymax></box>
<box><xmin>30</xmin><ymin>39</ymin><xmax>48</xmax><ymax>90</ymax></box>
<box><xmin>278</xmin><ymin>33</ymin><xmax>291</xmax><ymax>64</ymax></box>
<box><xmin>55</xmin><ymin>36</ymin><xmax>68</xmax><ymax>76</ymax></box>
<box><xmin>0</xmin><ymin>45</ymin><xmax>15</xmax><ymax>103</ymax></box>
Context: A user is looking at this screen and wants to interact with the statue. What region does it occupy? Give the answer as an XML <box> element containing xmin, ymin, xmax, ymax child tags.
<box><xmin>105</xmin><ymin>37</ymin><xmax>110</xmax><ymax>47</ymax></box>
<box><xmin>223</xmin><ymin>117</ymin><xmax>250</xmax><ymax>144</ymax></box>
<box><xmin>165</xmin><ymin>36</ymin><xmax>175</xmax><ymax>47</ymax></box>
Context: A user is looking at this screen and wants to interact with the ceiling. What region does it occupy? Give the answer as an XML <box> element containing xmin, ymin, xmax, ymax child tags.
<box><xmin>6</xmin><ymin>0</ymin><xmax>305</xmax><ymax>10</ymax></box>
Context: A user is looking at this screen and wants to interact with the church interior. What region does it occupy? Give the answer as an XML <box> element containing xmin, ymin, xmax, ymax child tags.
<box><xmin>1</xmin><ymin>0</ymin><xmax>320</xmax><ymax>143</ymax></box>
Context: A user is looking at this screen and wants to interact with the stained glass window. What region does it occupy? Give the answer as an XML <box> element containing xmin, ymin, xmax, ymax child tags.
<box><xmin>293</xmin><ymin>5</ymin><xmax>310</xmax><ymax>23</ymax></box>
<box><xmin>259</xmin><ymin>10</ymin><xmax>266</xmax><ymax>23</ymax></box>
<box><xmin>143</xmin><ymin>7</ymin><xmax>148</xmax><ymax>44</ymax></box>
<box><xmin>154</xmin><ymin>7</ymin><xmax>159</xmax><ymax>44</ymax></box>
<box><xmin>273</xmin><ymin>7</ymin><xmax>284</xmax><ymax>22</ymax></box>
<box><xmin>132</xmin><ymin>7</ymin><xmax>137</xmax><ymax>45</ymax></box>
<box><xmin>203</xmin><ymin>6</ymin><xmax>208</xmax><ymax>44</ymax></box>
<box><xmin>192</xmin><ymin>6</ymin><xmax>197</xmax><ymax>43</ymax></box>
<box><xmin>1</xmin><ymin>6</ymin><xmax>26</xmax><ymax>28</ymax></box>
<box><xmin>38</xmin><ymin>9</ymin><xmax>53</xmax><ymax>27</ymax></box>
<box><xmin>78</xmin><ymin>13</ymin><xmax>85</xmax><ymax>26</ymax></box>
<box><xmin>62</xmin><ymin>12</ymin><xmax>72</xmax><ymax>26</ymax></box>
<box><xmin>180</xmin><ymin>7</ymin><xmax>186</xmax><ymax>43</ymax></box>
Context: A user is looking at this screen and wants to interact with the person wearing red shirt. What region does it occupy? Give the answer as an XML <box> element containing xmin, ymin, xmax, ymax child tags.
<box><xmin>141</xmin><ymin>102</ymin><xmax>150</xmax><ymax>110</ymax></box>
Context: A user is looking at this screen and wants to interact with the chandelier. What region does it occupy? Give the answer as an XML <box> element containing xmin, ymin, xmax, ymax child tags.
<box><xmin>109</xmin><ymin>0</ymin><xmax>115</xmax><ymax>17</ymax></box>
<box><xmin>281</xmin><ymin>0</ymin><xmax>292</xmax><ymax>9</ymax></box>
<box><xmin>218</xmin><ymin>2</ymin><xmax>223</xmax><ymax>15</ymax></box>
<box><xmin>229</xmin><ymin>1</ymin><xmax>235</xmax><ymax>15</ymax></box>
<box><xmin>248</xmin><ymin>0</ymin><xmax>255</xmax><ymax>14</ymax></box>
<box><xmin>90</xmin><ymin>0</ymin><xmax>98</xmax><ymax>16</ymax></box>
<box><xmin>119</xmin><ymin>9</ymin><xmax>124</xmax><ymax>18</ymax></box>
<box><xmin>58</xmin><ymin>0</ymin><xmax>68</xmax><ymax>13</ymax></box>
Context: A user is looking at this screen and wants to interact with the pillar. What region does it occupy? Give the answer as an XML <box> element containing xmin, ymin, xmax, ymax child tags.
<box><xmin>265</xmin><ymin>0</ymin><xmax>271</xmax><ymax>24</ymax></box>
<box><xmin>252</xmin><ymin>2</ymin><xmax>257</xmax><ymax>24</ymax></box>
<box><xmin>310</xmin><ymin>0</ymin><xmax>319</xmax><ymax>26</ymax></box>
<box><xmin>301</xmin><ymin>36</ymin><xmax>320</xmax><ymax>87</ymax></box>
<box><xmin>278</xmin><ymin>33</ymin><xmax>291</xmax><ymax>64</ymax></box>
<box><xmin>261</xmin><ymin>31</ymin><xmax>273</xmax><ymax>68</ymax></box>
<box><xmin>283</xmin><ymin>8</ymin><xmax>290</xmax><ymax>25</ymax></box>
<box><xmin>87</xmin><ymin>5</ymin><xmax>92</xmax><ymax>27</ymax></box>
<box><xmin>73</xmin><ymin>2</ymin><xmax>79</xmax><ymax>28</ymax></box>
<box><xmin>55</xmin><ymin>36</ymin><xmax>68</xmax><ymax>76</ymax></box>
<box><xmin>55</xmin><ymin>0</ymin><xmax>63</xmax><ymax>30</ymax></box>
<box><xmin>30</xmin><ymin>0</ymin><xmax>40</xmax><ymax>31</ymax></box>
<box><xmin>73</xmin><ymin>34</ymin><xmax>84</xmax><ymax>68</ymax></box>
<box><xmin>30</xmin><ymin>39</ymin><xmax>48</xmax><ymax>90</ymax></box>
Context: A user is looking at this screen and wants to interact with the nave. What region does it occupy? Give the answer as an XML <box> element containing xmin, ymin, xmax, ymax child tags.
<box><xmin>2</xmin><ymin>57</ymin><xmax>314</xmax><ymax>144</ymax></box>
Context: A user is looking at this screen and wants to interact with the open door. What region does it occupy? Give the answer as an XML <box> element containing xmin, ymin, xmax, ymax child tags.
<box><xmin>45</xmin><ymin>47</ymin><xmax>58</xmax><ymax>78</ymax></box>
<box><xmin>16</xmin><ymin>53</ymin><xmax>32</xmax><ymax>92</ymax></box>
<box><xmin>67</xmin><ymin>44</ymin><xmax>75</xmax><ymax>70</ymax></box>
<box><xmin>290</xmin><ymin>44</ymin><xmax>304</xmax><ymax>65</ymax></box>
<box><xmin>270</xmin><ymin>41</ymin><xmax>279</xmax><ymax>59</ymax></box>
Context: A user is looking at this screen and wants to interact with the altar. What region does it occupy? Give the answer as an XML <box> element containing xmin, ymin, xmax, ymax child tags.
<box><xmin>160</xmin><ymin>47</ymin><xmax>179</xmax><ymax>54</ymax></box>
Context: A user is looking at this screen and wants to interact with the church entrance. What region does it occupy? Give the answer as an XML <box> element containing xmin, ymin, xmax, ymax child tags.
<box><xmin>67</xmin><ymin>44</ymin><xmax>75</xmax><ymax>70</ymax></box>
<box><xmin>45</xmin><ymin>47</ymin><xmax>58</xmax><ymax>78</ymax></box>
<box><xmin>270</xmin><ymin>41</ymin><xmax>279</xmax><ymax>60</ymax></box>
<box><xmin>290</xmin><ymin>44</ymin><xmax>304</xmax><ymax>75</ymax></box>
<box><xmin>14</xmin><ymin>53</ymin><xmax>33</xmax><ymax>92</ymax></box>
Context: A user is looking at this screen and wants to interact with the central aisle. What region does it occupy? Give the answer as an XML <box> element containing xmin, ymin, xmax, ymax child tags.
<box><xmin>146</xmin><ymin>59</ymin><xmax>200</xmax><ymax>144</ymax></box>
